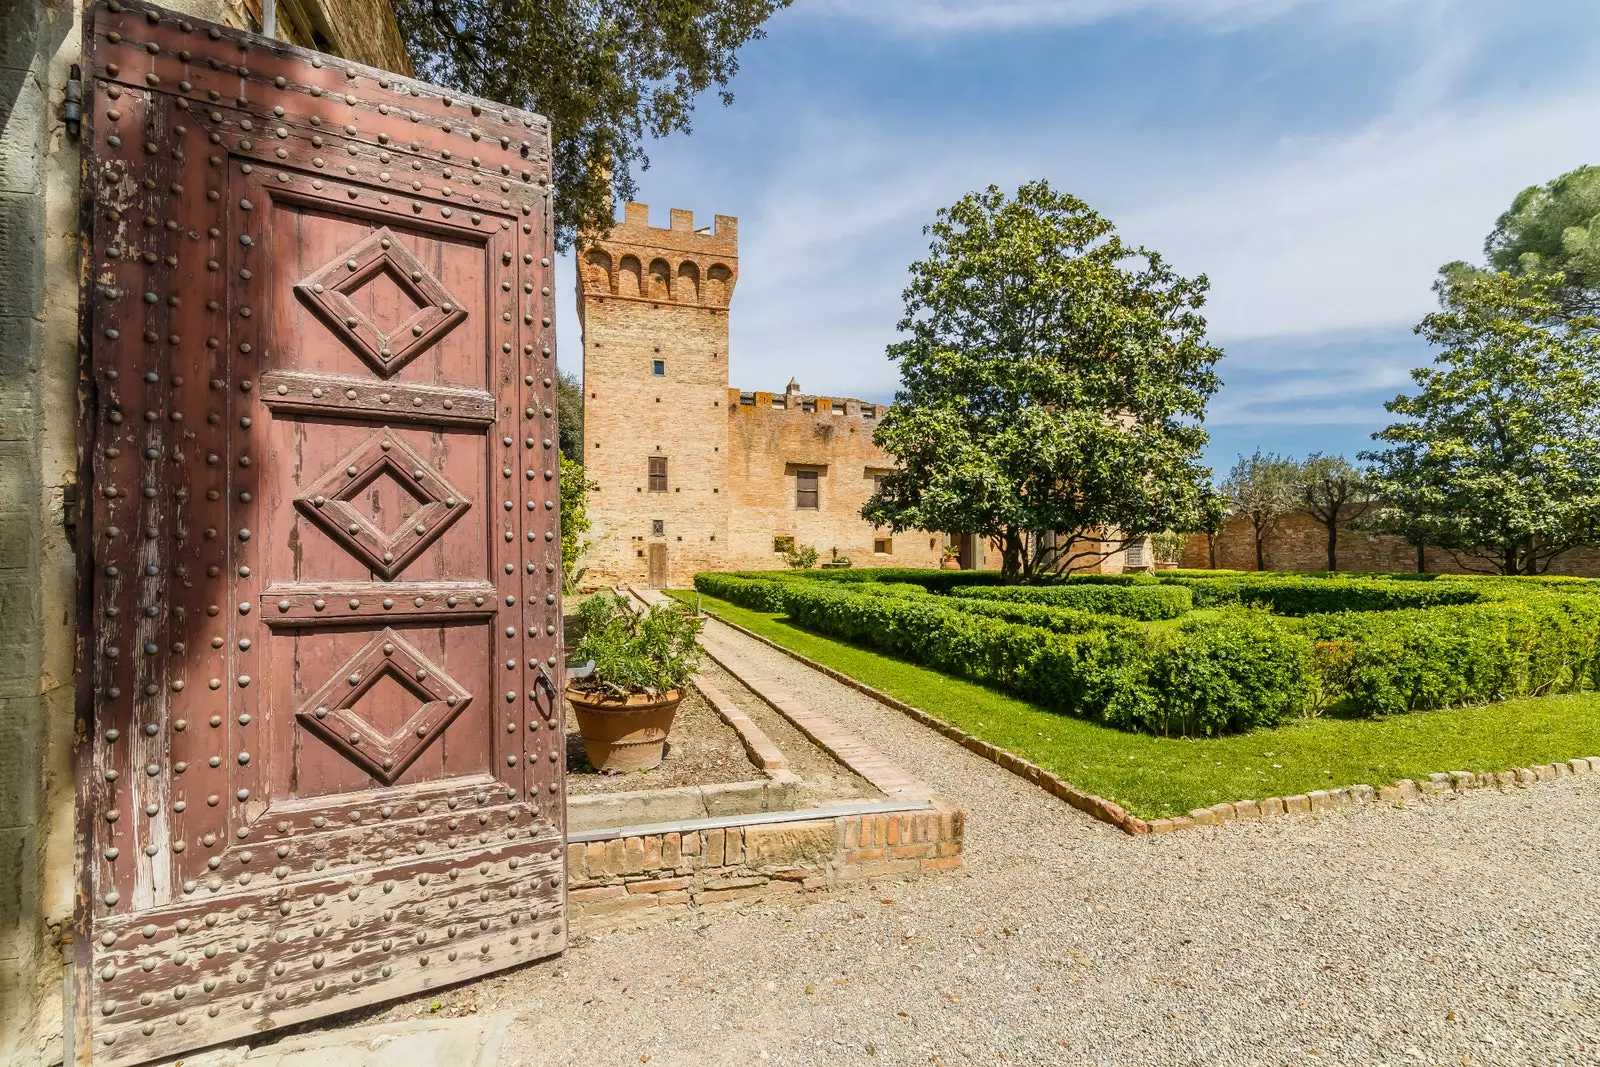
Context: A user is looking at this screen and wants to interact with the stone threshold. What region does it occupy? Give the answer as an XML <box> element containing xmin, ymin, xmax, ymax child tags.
<box><xmin>689</xmin><ymin>603</ymin><xmax>1600</xmax><ymax>838</ymax></box>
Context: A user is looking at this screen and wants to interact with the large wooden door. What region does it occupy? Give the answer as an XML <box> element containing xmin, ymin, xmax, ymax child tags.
<box><xmin>75</xmin><ymin>3</ymin><xmax>565</xmax><ymax>1063</ymax></box>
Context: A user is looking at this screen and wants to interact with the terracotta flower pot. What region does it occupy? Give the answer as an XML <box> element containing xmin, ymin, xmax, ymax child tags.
<box><xmin>566</xmin><ymin>688</ymin><xmax>684</xmax><ymax>773</ymax></box>
<box><xmin>940</xmin><ymin>556</ymin><xmax>961</xmax><ymax>570</ymax></box>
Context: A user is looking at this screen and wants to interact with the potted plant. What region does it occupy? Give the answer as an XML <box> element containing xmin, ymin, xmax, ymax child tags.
<box><xmin>565</xmin><ymin>593</ymin><xmax>704</xmax><ymax>773</ymax></box>
<box><xmin>940</xmin><ymin>545</ymin><xmax>962</xmax><ymax>570</ymax></box>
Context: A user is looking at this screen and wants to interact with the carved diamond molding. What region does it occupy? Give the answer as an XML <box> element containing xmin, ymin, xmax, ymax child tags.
<box><xmin>294</xmin><ymin>227</ymin><xmax>467</xmax><ymax>378</ymax></box>
<box><xmin>295</xmin><ymin>429</ymin><xmax>471</xmax><ymax>580</ymax></box>
<box><xmin>296</xmin><ymin>627</ymin><xmax>474</xmax><ymax>785</ymax></box>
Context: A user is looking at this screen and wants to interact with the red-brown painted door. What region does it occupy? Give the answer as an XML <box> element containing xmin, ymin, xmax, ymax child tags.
<box><xmin>75</xmin><ymin>3</ymin><xmax>565</xmax><ymax>1063</ymax></box>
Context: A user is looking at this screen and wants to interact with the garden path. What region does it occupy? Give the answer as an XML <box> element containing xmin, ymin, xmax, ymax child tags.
<box><xmin>296</xmin><ymin>617</ymin><xmax>1600</xmax><ymax>1065</ymax></box>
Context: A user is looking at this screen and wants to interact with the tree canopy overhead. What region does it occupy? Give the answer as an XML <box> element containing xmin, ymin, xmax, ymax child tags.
<box><xmin>394</xmin><ymin>0</ymin><xmax>790</xmax><ymax>248</ymax></box>
<box><xmin>862</xmin><ymin>181</ymin><xmax>1222</xmax><ymax>582</ymax></box>
<box><xmin>1486</xmin><ymin>164</ymin><xmax>1600</xmax><ymax>316</ymax></box>
<box><xmin>1361</xmin><ymin>269</ymin><xmax>1600</xmax><ymax>575</ymax></box>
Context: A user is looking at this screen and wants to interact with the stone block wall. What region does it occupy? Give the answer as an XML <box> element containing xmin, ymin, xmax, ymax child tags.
<box><xmin>566</xmin><ymin>806</ymin><xmax>964</xmax><ymax>927</ymax></box>
<box><xmin>578</xmin><ymin>204</ymin><xmax>736</xmax><ymax>588</ymax></box>
<box><xmin>576</xmin><ymin>202</ymin><xmax>944</xmax><ymax>587</ymax></box>
<box><xmin>724</xmin><ymin>388</ymin><xmax>944</xmax><ymax>572</ymax></box>
<box><xmin>1182</xmin><ymin>511</ymin><xmax>1600</xmax><ymax>575</ymax></box>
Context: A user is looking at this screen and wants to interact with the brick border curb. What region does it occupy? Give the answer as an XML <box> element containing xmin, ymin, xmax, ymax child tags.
<box><xmin>689</xmin><ymin>606</ymin><xmax>1145</xmax><ymax>834</ymax></box>
<box><xmin>690</xmin><ymin>603</ymin><xmax>1600</xmax><ymax>837</ymax></box>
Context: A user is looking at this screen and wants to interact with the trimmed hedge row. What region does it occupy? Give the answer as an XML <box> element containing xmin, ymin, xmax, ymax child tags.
<box><xmin>772</xmin><ymin>581</ymin><xmax>1308</xmax><ymax>736</ymax></box>
<box><xmin>950</xmin><ymin>582</ymin><xmax>1193</xmax><ymax>620</ymax></box>
<box><xmin>692</xmin><ymin>567</ymin><xmax>1600</xmax><ymax>731</ymax></box>
<box><xmin>1157</xmin><ymin>575</ymin><xmax>1486</xmax><ymax>614</ymax></box>
<box><xmin>1296</xmin><ymin>597</ymin><xmax>1600</xmax><ymax>714</ymax></box>
<box><xmin>692</xmin><ymin>572</ymin><xmax>790</xmax><ymax>613</ymax></box>
<box><xmin>691</xmin><ymin>571</ymin><xmax>1129</xmax><ymax>636</ymax></box>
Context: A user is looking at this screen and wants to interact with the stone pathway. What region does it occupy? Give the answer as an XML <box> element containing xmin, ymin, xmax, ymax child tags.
<box><xmin>222</xmin><ymin>617</ymin><xmax>1600</xmax><ymax>1067</ymax></box>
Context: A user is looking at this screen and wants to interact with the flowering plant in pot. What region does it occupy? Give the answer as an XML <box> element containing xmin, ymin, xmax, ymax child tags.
<box><xmin>566</xmin><ymin>593</ymin><xmax>703</xmax><ymax>772</ymax></box>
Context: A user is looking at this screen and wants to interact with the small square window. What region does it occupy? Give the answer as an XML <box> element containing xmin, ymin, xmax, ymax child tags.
<box><xmin>651</xmin><ymin>519</ymin><xmax>664</xmax><ymax>536</ymax></box>
<box><xmin>831</xmin><ymin>400</ymin><xmax>846</xmax><ymax>415</ymax></box>
<box><xmin>802</xmin><ymin>399</ymin><xmax>817</xmax><ymax>414</ymax></box>
<box><xmin>874</xmin><ymin>538</ymin><xmax>893</xmax><ymax>555</ymax></box>
<box><xmin>772</xmin><ymin>396</ymin><xmax>787</xmax><ymax>410</ymax></box>
<box><xmin>795</xmin><ymin>470</ymin><xmax>819</xmax><ymax>510</ymax></box>
<box><xmin>652</xmin><ymin>359</ymin><xmax>665</xmax><ymax>376</ymax></box>
<box><xmin>739</xmin><ymin>392</ymin><xmax>756</xmax><ymax>406</ymax></box>
<box><xmin>862</xmin><ymin>405</ymin><xmax>876</xmax><ymax>419</ymax></box>
<box><xmin>774</xmin><ymin>535</ymin><xmax>795</xmax><ymax>553</ymax></box>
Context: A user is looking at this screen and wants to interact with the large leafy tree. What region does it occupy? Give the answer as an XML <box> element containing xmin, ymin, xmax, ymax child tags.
<box><xmin>1222</xmin><ymin>450</ymin><xmax>1299</xmax><ymax>572</ymax></box>
<box><xmin>862</xmin><ymin>181</ymin><xmax>1222</xmax><ymax>582</ymax></box>
<box><xmin>1295</xmin><ymin>453</ymin><xmax>1370</xmax><ymax>572</ymax></box>
<box><xmin>1486</xmin><ymin>165</ymin><xmax>1600</xmax><ymax>317</ymax></box>
<box><xmin>394</xmin><ymin>0</ymin><xmax>790</xmax><ymax>247</ymax></box>
<box><xmin>1361</xmin><ymin>269</ymin><xmax>1600</xmax><ymax>574</ymax></box>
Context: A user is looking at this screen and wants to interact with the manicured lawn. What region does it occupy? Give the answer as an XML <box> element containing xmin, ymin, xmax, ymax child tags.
<box><xmin>671</xmin><ymin>590</ymin><xmax>1600</xmax><ymax>819</ymax></box>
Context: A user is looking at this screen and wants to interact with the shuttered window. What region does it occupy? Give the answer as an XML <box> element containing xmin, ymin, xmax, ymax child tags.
<box><xmin>648</xmin><ymin>456</ymin><xmax>668</xmax><ymax>492</ymax></box>
<box><xmin>796</xmin><ymin>470</ymin><xmax>819</xmax><ymax>509</ymax></box>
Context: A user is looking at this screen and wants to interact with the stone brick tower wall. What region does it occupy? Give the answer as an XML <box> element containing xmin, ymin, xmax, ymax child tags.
<box><xmin>725</xmin><ymin>385</ymin><xmax>944</xmax><ymax>570</ymax></box>
<box><xmin>579</xmin><ymin>204</ymin><xmax>738</xmax><ymax>586</ymax></box>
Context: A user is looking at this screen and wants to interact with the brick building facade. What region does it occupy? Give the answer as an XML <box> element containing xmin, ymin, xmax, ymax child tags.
<box><xmin>1182</xmin><ymin>511</ymin><xmax>1600</xmax><ymax>575</ymax></box>
<box><xmin>578</xmin><ymin>203</ymin><xmax>946</xmax><ymax>587</ymax></box>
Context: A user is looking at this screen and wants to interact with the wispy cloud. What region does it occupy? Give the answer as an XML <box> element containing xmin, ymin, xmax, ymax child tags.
<box><xmin>801</xmin><ymin>0</ymin><xmax>1365</xmax><ymax>33</ymax></box>
<box><xmin>556</xmin><ymin>0</ymin><xmax>1600</xmax><ymax>464</ymax></box>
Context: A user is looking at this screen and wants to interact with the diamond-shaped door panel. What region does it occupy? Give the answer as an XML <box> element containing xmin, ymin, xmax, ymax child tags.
<box><xmin>295</xmin><ymin>429</ymin><xmax>471</xmax><ymax>580</ymax></box>
<box><xmin>296</xmin><ymin>628</ymin><xmax>474</xmax><ymax>785</ymax></box>
<box><xmin>294</xmin><ymin>227</ymin><xmax>467</xmax><ymax>378</ymax></box>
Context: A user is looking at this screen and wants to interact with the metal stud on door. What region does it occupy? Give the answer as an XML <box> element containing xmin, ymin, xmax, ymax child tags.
<box><xmin>74</xmin><ymin>3</ymin><xmax>564</xmax><ymax>1063</ymax></box>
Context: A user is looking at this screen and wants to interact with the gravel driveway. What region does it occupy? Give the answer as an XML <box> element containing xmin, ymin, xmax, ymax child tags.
<box><xmin>372</xmin><ymin>618</ymin><xmax>1600</xmax><ymax>1067</ymax></box>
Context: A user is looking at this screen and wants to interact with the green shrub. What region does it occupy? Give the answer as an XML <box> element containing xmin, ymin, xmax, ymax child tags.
<box><xmin>775</xmin><ymin>582</ymin><xmax>1307</xmax><ymax>736</ymax></box>
<box><xmin>692</xmin><ymin>573</ymin><xmax>790</xmax><ymax>613</ymax></box>
<box><xmin>950</xmin><ymin>582</ymin><xmax>1193</xmax><ymax>620</ymax></box>
<box><xmin>1298</xmin><ymin>596</ymin><xmax>1600</xmax><ymax>714</ymax></box>
<box><xmin>851</xmin><ymin>581</ymin><xmax>931</xmax><ymax>598</ymax></box>
<box><xmin>1161</xmin><ymin>575</ymin><xmax>1485</xmax><ymax>614</ymax></box>
<box><xmin>1135</xmin><ymin>611</ymin><xmax>1312</xmax><ymax>735</ymax></box>
<box><xmin>570</xmin><ymin>594</ymin><xmax>704</xmax><ymax>697</ymax></box>
<box><xmin>939</xmin><ymin>596</ymin><xmax>1138</xmax><ymax>635</ymax></box>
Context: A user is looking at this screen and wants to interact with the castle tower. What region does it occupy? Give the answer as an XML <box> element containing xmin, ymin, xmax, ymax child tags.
<box><xmin>578</xmin><ymin>203</ymin><xmax>738</xmax><ymax>587</ymax></box>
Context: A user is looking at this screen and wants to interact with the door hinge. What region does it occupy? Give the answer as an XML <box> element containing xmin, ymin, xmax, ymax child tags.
<box><xmin>61</xmin><ymin>481</ymin><xmax>78</xmax><ymax>536</ymax></box>
<box><xmin>63</xmin><ymin>64</ymin><xmax>83</xmax><ymax>139</ymax></box>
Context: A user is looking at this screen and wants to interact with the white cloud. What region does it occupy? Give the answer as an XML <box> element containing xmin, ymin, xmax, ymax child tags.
<box><xmin>802</xmin><ymin>0</ymin><xmax>1365</xmax><ymax>33</ymax></box>
<box><xmin>554</xmin><ymin>0</ymin><xmax>1600</xmax><ymax>459</ymax></box>
<box><xmin>707</xmin><ymin>68</ymin><xmax>1600</xmax><ymax>404</ymax></box>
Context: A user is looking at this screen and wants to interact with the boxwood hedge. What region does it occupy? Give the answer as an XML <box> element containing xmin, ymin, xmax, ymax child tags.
<box><xmin>949</xmin><ymin>582</ymin><xmax>1193</xmax><ymax>620</ymax></box>
<box><xmin>689</xmin><ymin>567</ymin><xmax>1600</xmax><ymax>733</ymax></box>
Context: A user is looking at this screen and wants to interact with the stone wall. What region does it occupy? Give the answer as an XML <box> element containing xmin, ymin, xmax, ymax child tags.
<box><xmin>725</xmin><ymin>388</ymin><xmax>944</xmax><ymax>572</ymax></box>
<box><xmin>577</xmin><ymin>202</ymin><xmax>943</xmax><ymax>587</ymax></box>
<box><xmin>0</xmin><ymin>2</ymin><xmax>414</xmax><ymax>1061</ymax></box>
<box><xmin>566</xmin><ymin>807</ymin><xmax>963</xmax><ymax>928</ymax></box>
<box><xmin>1181</xmin><ymin>510</ymin><xmax>1600</xmax><ymax>575</ymax></box>
<box><xmin>578</xmin><ymin>203</ymin><xmax>737</xmax><ymax>588</ymax></box>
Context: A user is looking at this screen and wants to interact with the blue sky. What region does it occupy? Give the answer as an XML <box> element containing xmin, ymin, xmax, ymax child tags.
<box><xmin>553</xmin><ymin>0</ymin><xmax>1600</xmax><ymax>476</ymax></box>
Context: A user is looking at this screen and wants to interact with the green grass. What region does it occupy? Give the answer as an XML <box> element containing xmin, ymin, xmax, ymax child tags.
<box><xmin>672</xmin><ymin>590</ymin><xmax>1600</xmax><ymax>819</ymax></box>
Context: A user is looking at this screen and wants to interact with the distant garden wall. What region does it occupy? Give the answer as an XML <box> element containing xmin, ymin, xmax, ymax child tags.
<box><xmin>1182</xmin><ymin>511</ymin><xmax>1600</xmax><ymax>575</ymax></box>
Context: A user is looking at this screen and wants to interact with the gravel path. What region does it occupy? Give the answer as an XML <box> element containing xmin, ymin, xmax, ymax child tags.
<box><xmin>374</xmin><ymin>618</ymin><xmax>1600</xmax><ymax>1067</ymax></box>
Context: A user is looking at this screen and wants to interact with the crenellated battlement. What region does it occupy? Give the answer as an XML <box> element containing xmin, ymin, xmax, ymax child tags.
<box><xmin>579</xmin><ymin>202</ymin><xmax>738</xmax><ymax>309</ymax></box>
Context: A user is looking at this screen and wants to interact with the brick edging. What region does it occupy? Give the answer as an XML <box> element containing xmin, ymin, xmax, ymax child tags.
<box><xmin>692</xmin><ymin>605</ymin><xmax>1600</xmax><ymax>837</ymax></box>
<box><xmin>692</xmin><ymin>607</ymin><xmax>1145</xmax><ymax>834</ymax></box>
